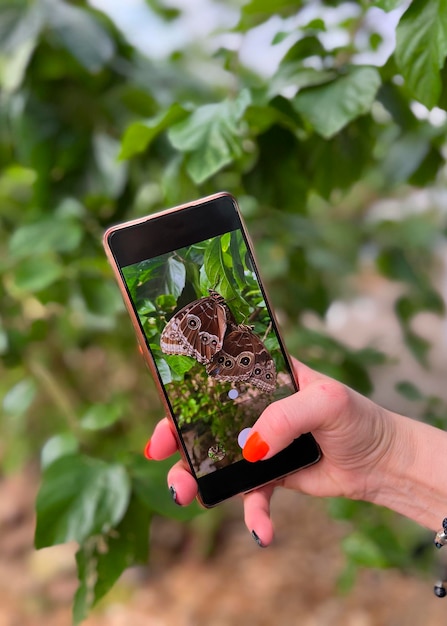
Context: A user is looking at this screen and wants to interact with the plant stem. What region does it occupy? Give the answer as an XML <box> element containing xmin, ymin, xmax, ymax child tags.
<box><xmin>28</xmin><ymin>357</ymin><xmax>80</xmax><ymax>435</ymax></box>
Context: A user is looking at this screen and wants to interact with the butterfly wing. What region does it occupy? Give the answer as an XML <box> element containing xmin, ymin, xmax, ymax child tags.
<box><xmin>207</xmin><ymin>324</ymin><xmax>277</xmax><ymax>392</ymax></box>
<box><xmin>249</xmin><ymin>348</ymin><xmax>277</xmax><ymax>393</ymax></box>
<box><xmin>206</xmin><ymin>325</ymin><xmax>254</xmax><ymax>382</ymax></box>
<box><xmin>160</xmin><ymin>291</ymin><xmax>228</xmax><ymax>364</ymax></box>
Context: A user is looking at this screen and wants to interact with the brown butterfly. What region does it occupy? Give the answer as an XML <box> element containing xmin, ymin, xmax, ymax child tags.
<box><xmin>206</xmin><ymin>324</ymin><xmax>277</xmax><ymax>393</ymax></box>
<box><xmin>160</xmin><ymin>290</ymin><xmax>233</xmax><ymax>364</ymax></box>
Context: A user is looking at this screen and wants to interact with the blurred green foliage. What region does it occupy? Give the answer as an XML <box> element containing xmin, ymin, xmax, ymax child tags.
<box><xmin>1</xmin><ymin>0</ymin><xmax>447</xmax><ymax>622</ymax></box>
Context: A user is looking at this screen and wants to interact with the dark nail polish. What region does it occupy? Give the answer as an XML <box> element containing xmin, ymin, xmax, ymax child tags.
<box><xmin>169</xmin><ymin>485</ymin><xmax>179</xmax><ymax>505</ymax></box>
<box><xmin>251</xmin><ymin>530</ymin><xmax>266</xmax><ymax>548</ymax></box>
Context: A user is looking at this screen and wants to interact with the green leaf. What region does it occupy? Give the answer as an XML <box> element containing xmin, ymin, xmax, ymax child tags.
<box><xmin>238</xmin><ymin>0</ymin><xmax>301</xmax><ymax>29</ymax></box>
<box><xmin>328</xmin><ymin>497</ymin><xmax>361</xmax><ymax>521</ymax></box>
<box><xmin>409</xmin><ymin>145</ymin><xmax>445</xmax><ymax>187</ymax></box>
<box><xmin>203</xmin><ymin>236</ymin><xmax>239</xmax><ymax>303</ymax></box>
<box><xmin>373</xmin><ymin>0</ymin><xmax>404</xmax><ymax>10</ymax></box>
<box><xmin>2</xmin><ymin>377</ymin><xmax>36</xmax><ymax>416</ymax></box>
<box><xmin>395</xmin><ymin>0</ymin><xmax>447</xmax><ymax>109</ymax></box>
<box><xmin>221</xmin><ymin>232</ymin><xmax>231</xmax><ymax>252</ymax></box>
<box><xmin>292</xmin><ymin>67</ymin><xmax>381</xmax><ymax>138</ymax></box>
<box><xmin>93</xmin><ymin>134</ymin><xmax>128</xmax><ymax>198</ymax></box>
<box><xmin>243</xmin><ymin>126</ymin><xmax>309</xmax><ymax>212</ymax></box>
<box><xmin>380</xmin><ymin>132</ymin><xmax>430</xmax><ymax>186</ymax></box>
<box><xmin>280</xmin><ymin>35</ymin><xmax>326</xmax><ymax>63</ymax></box>
<box><xmin>395</xmin><ymin>381</ymin><xmax>425</xmax><ymax>402</ymax></box>
<box><xmin>14</xmin><ymin>256</ymin><xmax>64</xmax><ymax>293</ymax></box>
<box><xmin>244</xmin><ymin>101</ymin><xmax>297</xmax><ymax>135</ymax></box>
<box><xmin>0</xmin><ymin>3</ymin><xmax>28</xmax><ymax>51</ymax></box>
<box><xmin>125</xmin><ymin>256</ymin><xmax>185</xmax><ymax>305</ymax></box>
<box><xmin>164</xmin><ymin>354</ymin><xmax>196</xmax><ymax>379</ymax></box>
<box><xmin>203</xmin><ymin>237</ymin><xmax>227</xmax><ymax>287</ymax></box>
<box><xmin>337</xmin><ymin>562</ymin><xmax>358</xmax><ymax>594</ymax></box>
<box><xmin>35</xmin><ymin>455</ymin><xmax>131</xmax><ymax>548</ymax></box>
<box><xmin>242</xmin><ymin>0</ymin><xmax>301</xmax><ymax>14</ymax></box>
<box><xmin>374</xmin><ymin>213</ymin><xmax>440</xmax><ymax>252</ymax></box>
<box><xmin>79</xmin><ymin>276</ymin><xmax>124</xmax><ymax>316</ymax></box>
<box><xmin>154</xmin><ymin>355</ymin><xmax>172</xmax><ymax>385</ymax></box>
<box><xmin>168</xmin><ymin>89</ymin><xmax>251</xmax><ymax>184</ymax></box>
<box><xmin>142</xmin><ymin>0</ymin><xmax>180</xmax><ymax>21</ymax></box>
<box><xmin>0</xmin><ymin>322</ymin><xmax>8</xmax><ymax>356</ymax></box>
<box><xmin>93</xmin><ymin>495</ymin><xmax>150</xmax><ymax>596</ymax></box>
<box><xmin>43</xmin><ymin>0</ymin><xmax>115</xmax><ymax>73</ymax></box>
<box><xmin>377</xmin><ymin>82</ymin><xmax>419</xmax><ymax>130</ymax></box>
<box><xmin>229</xmin><ymin>231</ymin><xmax>246</xmax><ymax>290</ymax></box>
<box><xmin>120</xmin><ymin>103</ymin><xmax>189</xmax><ymax>159</ymax></box>
<box><xmin>272</xmin><ymin>31</ymin><xmax>291</xmax><ymax>45</ymax></box>
<box><xmin>393</xmin><ymin>292</ymin><xmax>438</xmax><ymax>365</ymax></box>
<box><xmin>41</xmin><ymin>433</ymin><xmax>79</xmax><ymax>469</ymax></box>
<box><xmin>72</xmin><ymin>539</ymin><xmax>92</xmax><ymax>626</ymax></box>
<box><xmin>342</xmin><ymin>532</ymin><xmax>387</xmax><ymax>568</ymax></box>
<box><xmin>269</xmin><ymin>66</ymin><xmax>336</xmax><ymax>100</ymax></box>
<box><xmin>80</xmin><ymin>403</ymin><xmax>123</xmax><ymax>431</ymax></box>
<box><xmin>155</xmin><ymin>294</ymin><xmax>177</xmax><ymax>311</ymax></box>
<box><xmin>0</xmin><ymin>2</ymin><xmax>42</xmax><ymax>92</ymax></box>
<box><xmin>10</xmin><ymin>216</ymin><xmax>83</xmax><ymax>259</ymax></box>
<box><xmin>166</xmin><ymin>257</ymin><xmax>186</xmax><ymax>299</ymax></box>
<box><xmin>376</xmin><ymin>248</ymin><xmax>419</xmax><ymax>286</ymax></box>
<box><xmin>308</xmin><ymin>116</ymin><xmax>375</xmax><ymax>198</ymax></box>
<box><xmin>0</xmin><ymin>2</ymin><xmax>42</xmax><ymax>50</ymax></box>
<box><xmin>393</xmin><ymin>288</ymin><xmax>443</xmax><ymax>367</ymax></box>
<box><xmin>129</xmin><ymin>454</ymin><xmax>202</xmax><ymax>522</ymax></box>
<box><xmin>402</xmin><ymin>328</ymin><xmax>431</xmax><ymax>366</ymax></box>
<box><xmin>137</xmin><ymin>299</ymin><xmax>156</xmax><ymax>315</ymax></box>
<box><xmin>395</xmin><ymin>291</ymin><xmax>444</xmax><ymax>322</ymax></box>
<box><xmin>73</xmin><ymin>495</ymin><xmax>151</xmax><ymax>625</ymax></box>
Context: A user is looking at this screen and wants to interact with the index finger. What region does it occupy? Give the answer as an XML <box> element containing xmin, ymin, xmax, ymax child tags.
<box><xmin>145</xmin><ymin>417</ymin><xmax>179</xmax><ymax>460</ymax></box>
<box><xmin>243</xmin><ymin>485</ymin><xmax>275</xmax><ymax>547</ymax></box>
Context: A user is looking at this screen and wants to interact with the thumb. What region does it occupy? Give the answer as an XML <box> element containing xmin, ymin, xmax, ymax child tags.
<box><xmin>242</xmin><ymin>367</ymin><xmax>346</xmax><ymax>462</ymax></box>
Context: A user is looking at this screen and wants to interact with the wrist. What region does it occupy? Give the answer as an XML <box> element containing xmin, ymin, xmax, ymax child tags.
<box><xmin>367</xmin><ymin>411</ymin><xmax>447</xmax><ymax>531</ymax></box>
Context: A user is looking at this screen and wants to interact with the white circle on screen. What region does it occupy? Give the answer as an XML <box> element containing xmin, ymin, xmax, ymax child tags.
<box><xmin>228</xmin><ymin>388</ymin><xmax>239</xmax><ymax>400</ymax></box>
<box><xmin>238</xmin><ymin>427</ymin><xmax>252</xmax><ymax>449</ymax></box>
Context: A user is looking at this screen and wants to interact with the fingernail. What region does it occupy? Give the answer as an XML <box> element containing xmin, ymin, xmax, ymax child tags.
<box><xmin>251</xmin><ymin>530</ymin><xmax>266</xmax><ymax>548</ymax></box>
<box><xmin>169</xmin><ymin>485</ymin><xmax>180</xmax><ymax>505</ymax></box>
<box><xmin>144</xmin><ymin>439</ymin><xmax>152</xmax><ymax>460</ymax></box>
<box><xmin>242</xmin><ymin>432</ymin><xmax>270</xmax><ymax>462</ymax></box>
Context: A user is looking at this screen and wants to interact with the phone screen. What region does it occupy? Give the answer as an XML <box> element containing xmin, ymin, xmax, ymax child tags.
<box><xmin>105</xmin><ymin>193</ymin><xmax>320</xmax><ymax>505</ymax></box>
<box><xmin>121</xmin><ymin>228</ymin><xmax>296</xmax><ymax>478</ymax></box>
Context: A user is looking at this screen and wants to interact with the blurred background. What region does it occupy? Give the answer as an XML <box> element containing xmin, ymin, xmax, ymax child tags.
<box><xmin>2</xmin><ymin>0</ymin><xmax>447</xmax><ymax>624</ymax></box>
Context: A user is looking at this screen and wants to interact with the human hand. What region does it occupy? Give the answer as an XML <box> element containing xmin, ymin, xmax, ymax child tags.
<box><xmin>241</xmin><ymin>358</ymin><xmax>400</xmax><ymax>545</ymax></box>
<box><xmin>146</xmin><ymin>359</ymin><xmax>403</xmax><ymax>545</ymax></box>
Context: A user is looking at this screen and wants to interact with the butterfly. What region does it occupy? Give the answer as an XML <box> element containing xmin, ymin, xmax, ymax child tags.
<box><xmin>160</xmin><ymin>290</ymin><xmax>233</xmax><ymax>364</ymax></box>
<box><xmin>206</xmin><ymin>323</ymin><xmax>277</xmax><ymax>393</ymax></box>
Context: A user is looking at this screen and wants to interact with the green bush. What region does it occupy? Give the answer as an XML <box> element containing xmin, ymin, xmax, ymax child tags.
<box><xmin>1</xmin><ymin>0</ymin><xmax>447</xmax><ymax>622</ymax></box>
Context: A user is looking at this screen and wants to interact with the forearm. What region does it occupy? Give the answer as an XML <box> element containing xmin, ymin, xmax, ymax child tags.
<box><xmin>369</xmin><ymin>411</ymin><xmax>447</xmax><ymax>532</ymax></box>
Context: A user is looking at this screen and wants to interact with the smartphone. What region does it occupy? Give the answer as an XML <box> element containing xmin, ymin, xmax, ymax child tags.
<box><xmin>103</xmin><ymin>192</ymin><xmax>321</xmax><ymax>507</ymax></box>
